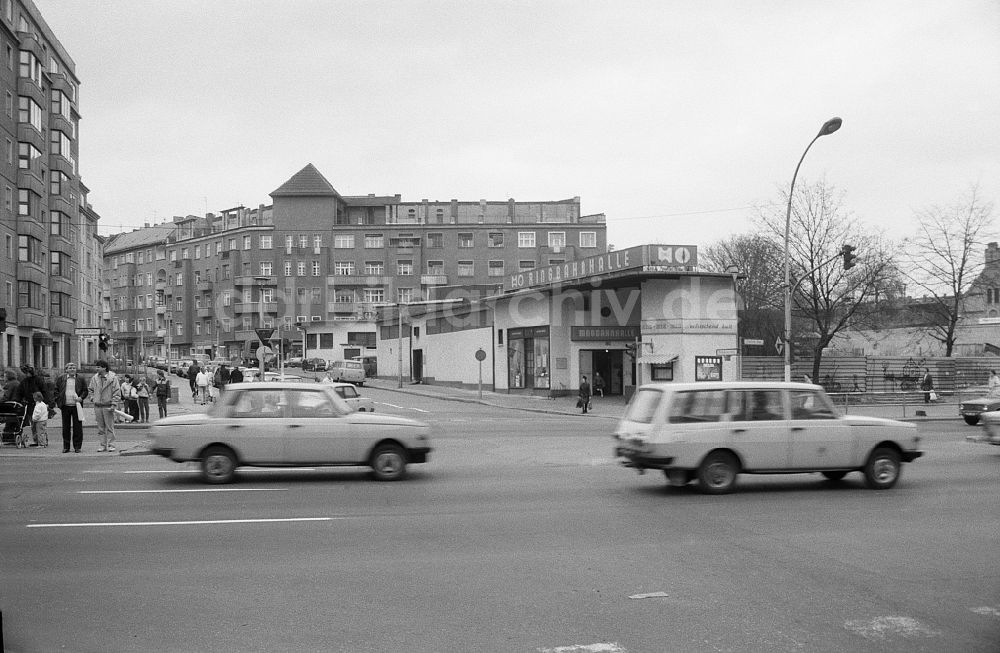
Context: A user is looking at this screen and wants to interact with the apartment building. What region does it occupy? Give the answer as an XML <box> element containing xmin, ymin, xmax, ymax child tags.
<box><xmin>102</xmin><ymin>163</ymin><xmax>607</xmax><ymax>365</ymax></box>
<box><xmin>0</xmin><ymin>0</ymin><xmax>98</xmax><ymax>369</ymax></box>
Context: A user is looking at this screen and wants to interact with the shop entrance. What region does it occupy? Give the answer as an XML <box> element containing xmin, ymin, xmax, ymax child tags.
<box><xmin>580</xmin><ymin>349</ymin><xmax>628</xmax><ymax>395</ymax></box>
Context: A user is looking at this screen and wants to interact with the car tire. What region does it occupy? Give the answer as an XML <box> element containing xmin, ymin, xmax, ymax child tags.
<box><xmin>822</xmin><ymin>471</ymin><xmax>848</xmax><ymax>481</ymax></box>
<box><xmin>201</xmin><ymin>445</ymin><xmax>237</xmax><ymax>484</ymax></box>
<box><xmin>371</xmin><ymin>444</ymin><xmax>407</xmax><ymax>481</ymax></box>
<box><xmin>963</xmin><ymin>415</ymin><xmax>980</xmax><ymax>426</ymax></box>
<box><xmin>863</xmin><ymin>447</ymin><xmax>901</xmax><ymax>490</ymax></box>
<box><xmin>696</xmin><ymin>451</ymin><xmax>739</xmax><ymax>494</ymax></box>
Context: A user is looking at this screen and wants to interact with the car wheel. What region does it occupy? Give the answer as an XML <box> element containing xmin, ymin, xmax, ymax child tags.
<box><xmin>201</xmin><ymin>446</ymin><xmax>237</xmax><ymax>484</ymax></box>
<box><xmin>696</xmin><ymin>451</ymin><xmax>739</xmax><ymax>494</ymax></box>
<box><xmin>357</xmin><ymin>407</ymin><xmax>366</xmax><ymax>412</ymax></box>
<box><xmin>371</xmin><ymin>444</ymin><xmax>407</xmax><ymax>481</ymax></box>
<box><xmin>963</xmin><ymin>415</ymin><xmax>980</xmax><ymax>426</ymax></box>
<box><xmin>863</xmin><ymin>447</ymin><xmax>901</xmax><ymax>490</ymax></box>
<box><xmin>822</xmin><ymin>471</ymin><xmax>848</xmax><ymax>481</ymax></box>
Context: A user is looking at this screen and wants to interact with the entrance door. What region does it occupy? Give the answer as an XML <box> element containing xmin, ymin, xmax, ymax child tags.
<box><xmin>412</xmin><ymin>349</ymin><xmax>423</xmax><ymax>382</ymax></box>
<box><xmin>590</xmin><ymin>350</ymin><xmax>624</xmax><ymax>395</ymax></box>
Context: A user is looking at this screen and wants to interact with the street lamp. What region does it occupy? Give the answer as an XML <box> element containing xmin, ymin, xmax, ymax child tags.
<box><xmin>783</xmin><ymin>117</ymin><xmax>842</xmax><ymax>382</ymax></box>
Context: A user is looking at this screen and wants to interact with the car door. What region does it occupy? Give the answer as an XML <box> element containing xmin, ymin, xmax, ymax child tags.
<box><xmin>726</xmin><ymin>389</ymin><xmax>791</xmax><ymax>470</ymax></box>
<box><xmin>223</xmin><ymin>388</ymin><xmax>289</xmax><ymax>463</ymax></box>
<box><xmin>788</xmin><ymin>388</ymin><xmax>855</xmax><ymax>468</ymax></box>
<box><xmin>282</xmin><ymin>388</ymin><xmax>354</xmax><ymax>464</ymax></box>
<box><xmin>334</xmin><ymin>385</ymin><xmax>361</xmax><ymax>411</ymax></box>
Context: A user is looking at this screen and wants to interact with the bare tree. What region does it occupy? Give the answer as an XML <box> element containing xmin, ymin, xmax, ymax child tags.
<box><xmin>757</xmin><ymin>179</ymin><xmax>899</xmax><ymax>381</ymax></box>
<box><xmin>901</xmin><ymin>185</ymin><xmax>995</xmax><ymax>356</ymax></box>
<box><xmin>702</xmin><ymin>234</ymin><xmax>784</xmax><ymax>355</ymax></box>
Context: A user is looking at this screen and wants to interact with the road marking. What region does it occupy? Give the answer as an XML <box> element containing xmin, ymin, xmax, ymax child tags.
<box><xmin>843</xmin><ymin>616</ymin><xmax>940</xmax><ymax>640</ymax></box>
<box><xmin>970</xmin><ymin>606</ymin><xmax>1000</xmax><ymax>617</ymax></box>
<box><xmin>629</xmin><ymin>591</ymin><xmax>669</xmax><ymax>599</ymax></box>
<box><xmin>537</xmin><ymin>644</ymin><xmax>626</xmax><ymax>653</ymax></box>
<box><xmin>77</xmin><ymin>488</ymin><xmax>288</xmax><ymax>494</ymax></box>
<box><xmin>379</xmin><ymin>402</ymin><xmax>429</xmax><ymax>412</ymax></box>
<box><xmin>84</xmin><ymin>468</ymin><xmax>319</xmax><ymax>474</ymax></box>
<box><xmin>27</xmin><ymin>517</ymin><xmax>339</xmax><ymax>528</ymax></box>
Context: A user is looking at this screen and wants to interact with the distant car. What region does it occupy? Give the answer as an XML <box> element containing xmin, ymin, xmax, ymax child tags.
<box><xmin>327</xmin><ymin>360</ymin><xmax>366</xmax><ymax>385</ymax></box>
<box><xmin>285</xmin><ymin>357</ymin><xmax>303</xmax><ymax>368</ymax></box>
<box><xmin>614</xmin><ymin>381</ymin><xmax>924</xmax><ymax>494</ymax></box>
<box><xmin>262</xmin><ymin>372</ymin><xmax>307</xmax><ymax>383</ymax></box>
<box><xmin>959</xmin><ymin>392</ymin><xmax>1000</xmax><ymax>425</ymax></box>
<box><xmin>237</xmin><ymin>367</ymin><xmax>261</xmax><ymax>382</ymax></box>
<box><xmin>968</xmin><ymin>409</ymin><xmax>1000</xmax><ymax>446</ymax></box>
<box><xmin>150</xmin><ymin>381</ymin><xmax>431</xmax><ymax>483</ymax></box>
<box><xmin>302</xmin><ymin>358</ymin><xmax>328</xmax><ymax>372</ymax></box>
<box><xmin>322</xmin><ymin>381</ymin><xmax>375</xmax><ymax>412</ymax></box>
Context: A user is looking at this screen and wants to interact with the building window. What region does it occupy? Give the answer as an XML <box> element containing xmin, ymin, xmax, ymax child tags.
<box><xmin>488</xmin><ymin>232</ymin><xmax>504</xmax><ymax>247</ymax></box>
<box><xmin>17</xmin><ymin>234</ymin><xmax>41</xmax><ymax>264</ymax></box>
<box><xmin>297</xmin><ymin>261</ymin><xmax>306</xmax><ymax>276</ymax></box>
<box><xmin>365</xmin><ymin>233</ymin><xmax>384</xmax><ymax>248</ymax></box>
<box><xmin>181</xmin><ymin>247</ymin><xmax>189</xmax><ymax>259</ymax></box>
<box><xmin>426</xmin><ymin>260</ymin><xmax>444</xmax><ymax>275</ymax></box>
<box><xmin>365</xmin><ymin>261</ymin><xmax>384</xmax><ymax>275</ymax></box>
<box><xmin>457</xmin><ymin>261</ymin><xmax>474</xmax><ymax>277</ymax></box>
<box><xmin>335</xmin><ymin>261</ymin><xmax>355</xmax><ymax>275</ymax></box>
<box><xmin>334</xmin><ymin>234</ymin><xmax>355</xmax><ymax>248</ymax></box>
<box><xmin>312</xmin><ymin>261</ymin><xmax>320</xmax><ymax>276</ymax></box>
<box><xmin>363</xmin><ymin>288</ymin><xmax>385</xmax><ymax>303</ymax></box>
<box><xmin>260</xmin><ymin>261</ymin><xmax>273</xmax><ymax>275</ymax></box>
<box><xmin>50</xmin><ymin>251</ymin><xmax>68</xmax><ymax>277</ymax></box>
<box><xmin>458</xmin><ymin>233</ymin><xmax>474</xmax><ymax>248</ymax></box>
<box><xmin>427</xmin><ymin>233</ymin><xmax>443</xmax><ymax>248</ymax></box>
<box><xmin>313</xmin><ymin>236</ymin><xmax>322</xmax><ymax>253</ymax></box>
<box><xmin>176</xmin><ymin>273</ymin><xmax>183</xmax><ymax>285</ymax></box>
<box><xmin>518</xmin><ymin>232</ymin><xmax>536</xmax><ymax>247</ymax></box>
<box><xmin>397</xmin><ymin>259</ymin><xmax>413</xmax><ymax>275</ymax></box>
<box><xmin>285</xmin><ymin>235</ymin><xmax>293</xmax><ymax>253</ymax></box>
<box><xmin>243</xmin><ymin>235</ymin><xmax>252</xmax><ymax>250</ymax></box>
<box><xmin>397</xmin><ymin>287</ymin><xmax>414</xmax><ymax>303</ymax></box>
<box><xmin>579</xmin><ymin>231</ymin><xmax>597</xmax><ymax>248</ymax></box>
<box><xmin>259</xmin><ymin>235</ymin><xmax>272</xmax><ymax>249</ymax></box>
<box><xmin>548</xmin><ymin>232</ymin><xmax>566</xmax><ymax>248</ymax></box>
<box><xmin>519</xmin><ymin>260</ymin><xmax>535</xmax><ymax>271</ymax></box>
<box><xmin>488</xmin><ymin>260</ymin><xmax>504</xmax><ymax>277</ymax></box>
<box><xmin>284</xmin><ymin>261</ymin><xmax>292</xmax><ymax>276</ymax></box>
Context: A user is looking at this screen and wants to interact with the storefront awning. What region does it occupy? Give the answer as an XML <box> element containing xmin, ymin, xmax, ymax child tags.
<box><xmin>638</xmin><ymin>353</ymin><xmax>678</xmax><ymax>364</ymax></box>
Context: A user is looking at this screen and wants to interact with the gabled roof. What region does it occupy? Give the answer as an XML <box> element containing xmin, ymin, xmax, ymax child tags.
<box><xmin>270</xmin><ymin>163</ymin><xmax>341</xmax><ymax>198</ymax></box>
<box><xmin>104</xmin><ymin>225</ymin><xmax>173</xmax><ymax>254</ymax></box>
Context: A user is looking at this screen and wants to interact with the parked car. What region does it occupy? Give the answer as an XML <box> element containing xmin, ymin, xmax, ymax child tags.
<box><xmin>321</xmin><ymin>381</ymin><xmax>375</xmax><ymax>412</ymax></box>
<box><xmin>285</xmin><ymin>357</ymin><xmax>304</xmax><ymax>368</ymax></box>
<box><xmin>262</xmin><ymin>372</ymin><xmax>307</xmax><ymax>383</ymax></box>
<box><xmin>327</xmin><ymin>359</ymin><xmax>366</xmax><ymax>385</ymax></box>
<box><xmin>958</xmin><ymin>390</ymin><xmax>1000</xmax><ymax>425</ymax></box>
<box><xmin>150</xmin><ymin>381</ymin><xmax>431</xmax><ymax>483</ymax></box>
<box><xmin>614</xmin><ymin>381</ymin><xmax>924</xmax><ymax>494</ymax></box>
<box><xmin>302</xmin><ymin>357</ymin><xmax>328</xmax><ymax>372</ymax></box>
<box><xmin>968</xmin><ymin>409</ymin><xmax>1000</xmax><ymax>446</ymax></box>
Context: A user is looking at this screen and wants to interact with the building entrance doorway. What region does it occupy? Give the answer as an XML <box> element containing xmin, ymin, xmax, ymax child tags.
<box><xmin>581</xmin><ymin>349</ymin><xmax>627</xmax><ymax>395</ymax></box>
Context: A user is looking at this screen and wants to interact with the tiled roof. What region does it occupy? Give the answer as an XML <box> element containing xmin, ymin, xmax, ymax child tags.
<box><xmin>270</xmin><ymin>163</ymin><xmax>341</xmax><ymax>198</ymax></box>
<box><xmin>104</xmin><ymin>225</ymin><xmax>174</xmax><ymax>254</ymax></box>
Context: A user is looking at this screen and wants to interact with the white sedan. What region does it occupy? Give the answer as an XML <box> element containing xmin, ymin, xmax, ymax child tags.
<box><xmin>151</xmin><ymin>382</ymin><xmax>431</xmax><ymax>483</ymax></box>
<box><xmin>321</xmin><ymin>381</ymin><xmax>375</xmax><ymax>412</ymax></box>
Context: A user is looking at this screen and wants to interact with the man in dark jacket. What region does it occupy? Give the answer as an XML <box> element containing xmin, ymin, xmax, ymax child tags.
<box><xmin>55</xmin><ymin>363</ymin><xmax>89</xmax><ymax>453</ymax></box>
<box><xmin>187</xmin><ymin>361</ymin><xmax>201</xmax><ymax>400</ymax></box>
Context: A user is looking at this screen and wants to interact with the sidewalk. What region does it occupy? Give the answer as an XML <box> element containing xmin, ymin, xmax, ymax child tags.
<box><xmin>0</xmin><ymin>376</ymin><xmax>961</xmax><ymax>459</ymax></box>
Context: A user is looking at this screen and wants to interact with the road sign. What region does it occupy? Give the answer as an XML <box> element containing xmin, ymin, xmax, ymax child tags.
<box><xmin>75</xmin><ymin>327</ymin><xmax>102</xmax><ymax>337</ymax></box>
<box><xmin>743</xmin><ymin>338</ymin><xmax>764</xmax><ymax>346</ymax></box>
<box><xmin>475</xmin><ymin>348</ymin><xmax>487</xmax><ymax>362</ymax></box>
<box><xmin>774</xmin><ymin>337</ymin><xmax>784</xmax><ymax>354</ymax></box>
<box><xmin>255</xmin><ymin>328</ymin><xmax>275</xmax><ymax>345</ymax></box>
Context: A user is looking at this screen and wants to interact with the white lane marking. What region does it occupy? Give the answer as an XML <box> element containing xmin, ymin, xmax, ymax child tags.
<box><xmin>537</xmin><ymin>644</ymin><xmax>625</xmax><ymax>653</ymax></box>
<box><xmin>27</xmin><ymin>517</ymin><xmax>339</xmax><ymax>528</ymax></box>
<box><xmin>77</xmin><ymin>488</ymin><xmax>287</xmax><ymax>494</ymax></box>
<box><xmin>629</xmin><ymin>591</ymin><xmax>669</xmax><ymax>599</ymax></box>
<box><xmin>970</xmin><ymin>606</ymin><xmax>1000</xmax><ymax>617</ymax></box>
<box><xmin>378</xmin><ymin>402</ymin><xmax>429</xmax><ymax>412</ymax></box>
<box><xmin>843</xmin><ymin>616</ymin><xmax>940</xmax><ymax>640</ymax></box>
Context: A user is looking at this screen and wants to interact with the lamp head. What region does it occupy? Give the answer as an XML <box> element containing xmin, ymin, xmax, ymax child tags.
<box><xmin>818</xmin><ymin>117</ymin><xmax>842</xmax><ymax>137</ymax></box>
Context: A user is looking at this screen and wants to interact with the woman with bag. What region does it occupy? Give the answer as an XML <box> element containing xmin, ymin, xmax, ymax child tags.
<box><xmin>135</xmin><ymin>376</ymin><xmax>151</xmax><ymax>423</ymax></box>
<box><xmin>920</xmin><ymin>369</ymin><xmax>934</xmax><ymax>404</ymax></box>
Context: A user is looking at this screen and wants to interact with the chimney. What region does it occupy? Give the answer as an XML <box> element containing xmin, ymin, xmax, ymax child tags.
<box><xmin>986</xmin><ymin>242</ymin><xmax>999</xmax><ymax>264</ymax></box>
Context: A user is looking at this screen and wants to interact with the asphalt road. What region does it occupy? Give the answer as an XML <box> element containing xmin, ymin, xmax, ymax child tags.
<box><xmin>2</xmin><ymin>389</ymin><xmax>999</xmax><ymax>653</ymax></box>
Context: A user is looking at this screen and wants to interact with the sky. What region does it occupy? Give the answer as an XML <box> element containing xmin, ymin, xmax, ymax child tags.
<box><xmin>38</xmin><ymin>0</ymin><xmax>1000</xmax><ymax>250</ymax></box>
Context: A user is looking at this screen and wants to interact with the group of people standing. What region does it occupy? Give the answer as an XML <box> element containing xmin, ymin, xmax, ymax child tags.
<box><xmin>185</xmin><ymin>361</ymin><xmax>242</xmax><ymax>405</ymax></box>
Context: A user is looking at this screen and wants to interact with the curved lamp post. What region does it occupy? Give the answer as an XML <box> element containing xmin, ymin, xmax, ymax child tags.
<box><xmin>783</xmin><ymin>117</ymin><xmax>842</xmax><ymax>382</ymax></box>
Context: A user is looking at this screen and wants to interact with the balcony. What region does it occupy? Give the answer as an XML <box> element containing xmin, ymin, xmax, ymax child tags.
<box><xmin>234</xmin><ymin>275</ymin><xmax>277</xmax><ymax>287</ymax></box>
<box><xmin>196</xmin><ymin>307</ymin><xmax>214</xmax><ymax>318</ymax></box>
<box><xmin>155</xmin><ymin>305</ymin><xmax>166</xmax><ymax>315</ymax></box>
<box><xmin>155</xmin><ymin>280</ymin><xmax>167</xmax><ymax>291</ymax></box>
<box><xmin>421</xmin><ymin>274</ymin><xmax>448</xmax><ymax>286</ymax></box>
<box><xmin>232</xmin><ymin>301</ymin><xmax>279</xmax><ymax>315</ymax></box>
<box><xmin>196</xmin><ymin>281</ymin><xmax>214</xmax><ymax>292</ymax></box>
<box><xmin>333</xmin><ymin>274</ymin><xmax>391</xmax><ymax>286</ymax></box>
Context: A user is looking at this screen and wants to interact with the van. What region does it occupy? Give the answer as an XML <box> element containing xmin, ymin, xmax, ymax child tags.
<box><xmin>327</xmin><ymin>359</ymin><xmax>366</xmax><ymax>385</ymax></box>
<box><xmin>352</xmin><ymin>355</ymin><xmax>377</xmax><ymax>377</ymax></box>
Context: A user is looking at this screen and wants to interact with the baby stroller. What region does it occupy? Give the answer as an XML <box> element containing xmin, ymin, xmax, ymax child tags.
<box><xmin>0</xmin><ymin>400</ymin><xmax>27</xmax><ymax>446</ymax></box>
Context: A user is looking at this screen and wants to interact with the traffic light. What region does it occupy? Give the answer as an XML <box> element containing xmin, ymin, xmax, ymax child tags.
<box><xmin>841</xmin><ymin>244</ymin><xmax>857</xmax><ymax>270</ymax></box>
<box><xmin>624</xmin><ymin>342</ymin><xmax>637</xmax><ymax>360</ymax></box>
<box><xmin>99</xmin><ymin>333</ymin><xmax>109</xmax><ymax>351</ymax></box>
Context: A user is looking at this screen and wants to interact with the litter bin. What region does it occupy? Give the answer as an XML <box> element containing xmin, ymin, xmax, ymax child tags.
<box><xmin>169</xmin><ymin>385</ymin><xmax>179</xmax><ymax>404</ymax></box>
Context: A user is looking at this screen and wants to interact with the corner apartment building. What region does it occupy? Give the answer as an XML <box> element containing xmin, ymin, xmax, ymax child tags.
<box><xmin>0</xmin><ymin>0</ymin><xmax>101</xmax><ymax>369</ymax></box>
<box><xmin>102</xmin><ymin>163</ymin><xmax>607</xmax><ymax>365</ymax></box>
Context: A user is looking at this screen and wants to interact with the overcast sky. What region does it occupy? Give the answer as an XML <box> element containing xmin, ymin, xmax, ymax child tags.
<box><xmin>39</xmin><ymin>0</ymin><xmax>1000</xmax><ymax>250</ymax></box>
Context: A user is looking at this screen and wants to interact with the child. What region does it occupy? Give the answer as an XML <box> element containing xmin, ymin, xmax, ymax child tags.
<box><xmin>30</xmin><ymin>391</ymin><xmax>49</xmax><ymax>448</ymax></box>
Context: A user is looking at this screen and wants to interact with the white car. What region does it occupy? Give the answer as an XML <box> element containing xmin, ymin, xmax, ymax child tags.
<box><xmin>968</xmin><ymin>410</ymin><xmax>1000</xmax><ymax>446</ymax></box>
<box><xmin>321</xmin><ymin>381</ymin><xmax>375</xmax><ymax>412</ymax></box>
<box><xmin>151</xmin><ymin>382</ymin><xmax>431</xmax><ymax>483</ymax></box>
<box><xmin>262</xmin><ymin>372</ymin><xmax>307</xmax><ymax>383</ymax></box>
<box><xmin>614</xmin><ymin>381</ymin><xmax>924</xmax><ymax>494</ymax></box>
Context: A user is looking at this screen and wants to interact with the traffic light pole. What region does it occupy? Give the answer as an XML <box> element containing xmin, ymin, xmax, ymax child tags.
<box><xmin>783</xmin><ymin>249</ymin><xmax>852</xmax><ymax>363</ymax></box>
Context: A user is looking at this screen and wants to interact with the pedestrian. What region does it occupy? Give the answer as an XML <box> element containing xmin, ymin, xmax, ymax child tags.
<box><xmin>2</xmin><ymin>368</ymin><xmax>19</xmax><ymax>402</ymax></box>
<box><xmin>229</xmin><ymin>366</ymin><xmax>244</xmax><ymax>384</ymax></box>
<box><xmin>15</xmin><ymin>365</ymin><xmax>48</xmax><ymax>444</ymax></box>
<box><xmin>215</xmin><ymin>364</ymin><xmax>231</xmax><ymax>392</ymax></box>
<box><xmin>55</xmin><ymin>362</ymin><xmax>88</xmax><ymax>453</ymax></box>
<box><xmin>154</xmin><ymin>369</ymin><xmax>171</xmax><ymax>419</ymax></box>
<box><xmin>988</xmin><ymin>369</ymin><xmax>999</xmax><ymax>397</ymax></box>
<box><xmin>593</xmin><ymin>372</ymin><xmax>605</xmax><ymax>397</ymax></box>
<box><xmin>88</xmin><ymin>360</ymin><xmax>122</xmax><ymax>452</ymax></box>
<box><xmin>30</xmin><ymin>391</ymin><xmax>49</xmax><ymax>448</ymax></box>
<box><xmin>196</xmin><ymin>367</ymin><xmax>211</xmax><ymax>405</ymax></box>
<box><xmin>187</xmin><ymin>360</ymin><xmax>201</xmax><ymax>401</ymax></box>
<box><xmin>120</xmin><ymin>375</ymin><xmax>139</xmax><ymax>422</ymax></box>
<box><xmin>135</xmin><ymin>375</ymin><xmax>151</xmax><ymax>423</ymax></box>
<box><xmin>578</xmin><ymin>375</ymin><xmax>592</xmax><ymax>414</ymax></box>
<box><xmin>920</xmin><ymin>368</ymin><xmax>934</xmax><ymax>404</ymax></box>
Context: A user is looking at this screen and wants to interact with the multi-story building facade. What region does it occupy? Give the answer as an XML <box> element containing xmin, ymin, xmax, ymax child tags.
<box><xmin>0</xmin><ymin>0</ymin><xmax>97</xmax><ymax>369</ymax></box>
<box><xmin>102</xmin><ymin>164</ymin><xmax>607</xmax><ymax>365</ymax></box>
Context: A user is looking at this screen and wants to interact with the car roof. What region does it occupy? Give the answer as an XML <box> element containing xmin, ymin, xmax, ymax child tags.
<box><xmin>638</xmin><ymin>381</ymin><xmax>822</xmax><ymax>392</ymax></box>
<box><xmin>227</xmin><ymin>381</ymin><xmax>320</xmax><ymax>390</ymax></box>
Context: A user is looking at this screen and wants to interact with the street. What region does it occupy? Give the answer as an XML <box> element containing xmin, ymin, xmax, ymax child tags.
<box><xmin>2</xmin><ymin>388</ymin><xmax>999</xmax><ymax>653</ymax></box>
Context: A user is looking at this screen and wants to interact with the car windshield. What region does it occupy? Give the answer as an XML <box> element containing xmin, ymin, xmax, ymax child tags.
<box><xmin>623</xmin><ymin>388</ymin><xmax>664</xmax><ymax>424</ymax></box>
<box><xmin>209</xmin><ymin>386</ymin><xmax>351</xmax><ymax>418</ymax></box>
